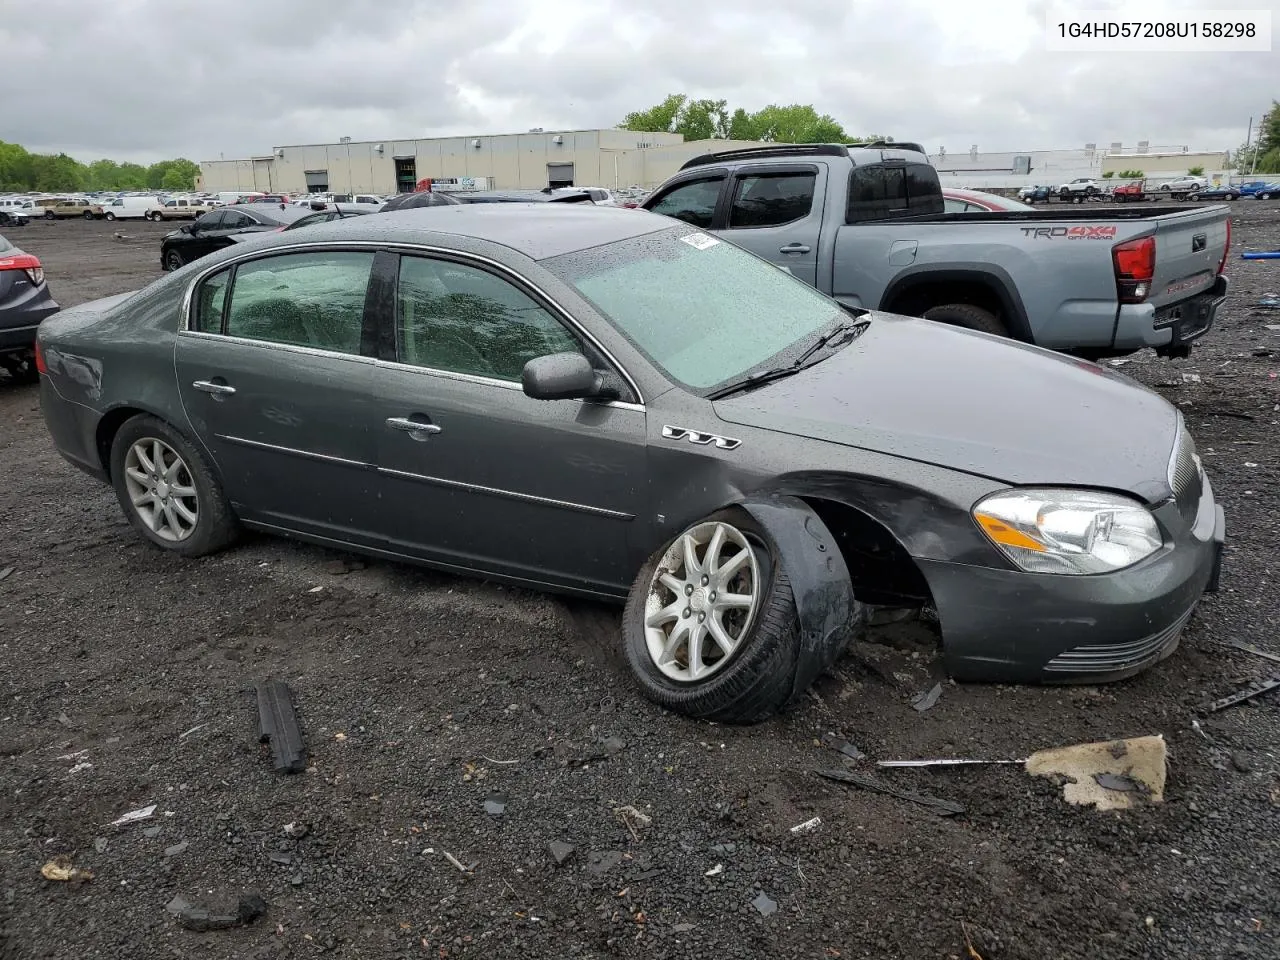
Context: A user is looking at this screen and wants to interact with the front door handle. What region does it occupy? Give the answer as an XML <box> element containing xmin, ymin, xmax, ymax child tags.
<box><xmin>192</xmin><ymin>380</ymin><xmax>235</xmax><ymax>396</ymax></box>
<box><xmin>386</xmin><ymin>416</ymin><xmax>442</xmax><ymax>440</ymax></box>
<box><xmin>779</xmin><ymin>243</ymin><xmax>810</xmax><ymax>254</ymax></box>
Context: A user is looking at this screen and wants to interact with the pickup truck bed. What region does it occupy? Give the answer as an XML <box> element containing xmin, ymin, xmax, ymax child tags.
<box><xmin>643</xmin><ymin>145</ymin><xmax>1231</xmax><ymax>358</ymax></box>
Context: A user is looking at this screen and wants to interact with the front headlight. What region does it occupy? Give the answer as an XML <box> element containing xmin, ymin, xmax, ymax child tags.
<box><xmin>973</xmin><ymin>488</ymin><xmax>1162</xmax><ymax>575</ymax></box>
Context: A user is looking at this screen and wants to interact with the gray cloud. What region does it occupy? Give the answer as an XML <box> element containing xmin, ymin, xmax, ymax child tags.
<box><xmin>3</xmin><ymin>0</ymin><xmax>1275</xmax><ymax>163</ymax></box>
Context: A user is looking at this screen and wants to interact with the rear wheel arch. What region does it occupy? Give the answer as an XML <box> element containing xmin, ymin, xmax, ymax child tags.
<box><xmin>879</xmin><ymin>269</ymin><xmax>1033</xmax><ymax>342</ymax></box>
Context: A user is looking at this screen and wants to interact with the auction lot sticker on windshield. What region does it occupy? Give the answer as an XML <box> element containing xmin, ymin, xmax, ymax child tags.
<box><xmin>680</xmin><ymin>232</ymin><xmax>720</xmax><ymax>250</ymax></box>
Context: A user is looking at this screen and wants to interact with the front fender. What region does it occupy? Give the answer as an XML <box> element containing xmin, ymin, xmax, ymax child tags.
<box><xmin>739</xmin><ymin>495</ymin><xmax>862</xmax><ymax>700</ymax></box>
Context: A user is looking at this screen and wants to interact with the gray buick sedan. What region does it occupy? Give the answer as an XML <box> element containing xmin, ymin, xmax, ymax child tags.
<box><xmin>37</xmin><ymin>204</ymin><xmax>1225</xmax><ymax>723</ymax></box>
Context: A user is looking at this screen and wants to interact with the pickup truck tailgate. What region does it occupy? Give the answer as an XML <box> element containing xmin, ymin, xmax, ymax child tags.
<box><xmin>1146</xmin><ymin>206</ymin><xmax>1229</xmax><ymax>309</ymax></box>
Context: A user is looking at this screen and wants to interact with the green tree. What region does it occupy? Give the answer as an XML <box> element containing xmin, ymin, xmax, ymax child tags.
<box><xmin>1187</xmin><ymin>165</ymin><xmax>1205</xmax><ymax>176</ymax></box>
<box><xmin>622</xmin><ymin>94</ymin><xmax>859</xmax><ymax>144</ymax></box>
<box><xmin>0</xmin><ymin>141</ymin><xmax>36</xmax><ymax>192</ymax></box>
<box><xmin>117</xmin><ymin>162</ymin><xmax>150</xmax><ymax>190</ymax></box>
<box><xmin>31</xmin><ymin>153</ymin><xmax>87</xmax><ymax>191</ymax></box>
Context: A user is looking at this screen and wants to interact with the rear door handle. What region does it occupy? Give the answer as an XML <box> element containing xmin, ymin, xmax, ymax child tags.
<box><xmin>192</xmin><ymin>380</ymin><xmax>235</xmax><ymax>396</ymax></box>
<box><xmin>779</xmin><ymin>243</ymin><xmax>810</xmax><ymax>254</ymax></box>
<box><xmin>386</xmin><ymin>416</ymin><xmax>442</xmax><ymax>439</ymax></box>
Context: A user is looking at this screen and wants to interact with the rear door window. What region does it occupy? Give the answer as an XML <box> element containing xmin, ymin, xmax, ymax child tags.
<box><xmin>847</xmin><ymin>161</ymin><xmax>942</xmax><ymax>222</ymax></box>
<box><xmin>728</xmin><ymin>172</ymin><xmax>816</xmax><ymax>228</ymax></box>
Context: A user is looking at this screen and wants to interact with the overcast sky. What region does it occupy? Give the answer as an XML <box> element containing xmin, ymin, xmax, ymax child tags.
<box><xmin>3</xmin><ymin>0</ymin><xmax>1275</xmax><ymax>164</ymax></box>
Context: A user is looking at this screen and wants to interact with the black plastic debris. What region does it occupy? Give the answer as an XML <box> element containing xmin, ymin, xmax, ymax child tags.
<box><xmin>166</xmin><ymin>892</ymin><xmax>267</xmax><ymax>932</ymax></box>
<box><xmin>751</xmin><ymin>891</ymin><xmax>778</xmax><ymax>916</ymax></box>
<box><xmin>820</xmin><ymin>732</ymin><xmax>865</xmax><ymax>761</ymax></box>
<box><xmin>817</xmin><ymin>767</ymin><xmax>965</xmax><ymax>817</ymax></box>
<box><xmin>483</xmin><ymin>794</ymin><xmax>507</xmax><ymax>817</ymax></box>
<box><xmin>1198</xmin><ymin>674</ymin><xmax>1280</xmax><ymax>713</ymax></box>
<box><xmin>1093</xmin><ymin>773</ymin><xmax>1141</xmax><ymax>793</ymax></box>
<box><xmin>548</xmin><ymin>841</ymin><xmax>575</xmax><ymax>866</ymax></box>
<box><xmin>586</xmin><ymin>851</ymin><xmax>623</xmax><ymax>875</ymax></box>
<box><xmin>269</xmin><ymin>852</ymin><xmax>293</xmax><ymax>867</ymax></box>
<box><xmin>912</xmin><ymin>682</ymin><xmax>943</xmax><ymax>713</ymax></box>
<box><xmin>255</xmin><ymin>680</ymin><xmax>306</xmax><ymax>774</ymax></box>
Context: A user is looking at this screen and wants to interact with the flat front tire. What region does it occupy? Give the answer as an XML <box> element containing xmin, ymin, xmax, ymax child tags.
<box><xmin>109</xmin><ymin>415</ymin><xmax>239</xmax><ymax>557</ymax></box>
<box><xmin>622</xmin><ymin>509</ymin><xmax>804</xmax><ymax>724</ymax></box>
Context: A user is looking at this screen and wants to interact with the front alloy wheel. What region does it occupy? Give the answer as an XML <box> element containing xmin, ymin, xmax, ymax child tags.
<box><xmin>643</xmin><ymin>520</ymin><xmax>761</xmax><ymax>682</ymax></box>
<box><xmin>122</xmin><ymin>437</ymin><xmax>199</xmax><ymax>542</ymax></box>
<box><xmin>163</xmin><ymin>249</ymin><xmax>184</xmax><ymax>271</ymax></box>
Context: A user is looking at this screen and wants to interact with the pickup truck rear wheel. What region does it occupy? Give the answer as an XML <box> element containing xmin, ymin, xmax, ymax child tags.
<box><xmin>921</xmin><ymin>303</ymin><xmax>1008</xmax><ymax>338</ymax></box>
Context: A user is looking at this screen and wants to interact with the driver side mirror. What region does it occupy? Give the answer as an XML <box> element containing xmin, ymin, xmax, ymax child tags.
<box><xmin>522</xmin><ymin>352</ymin><xmax>619</xmax><ymax>402</ymax></box>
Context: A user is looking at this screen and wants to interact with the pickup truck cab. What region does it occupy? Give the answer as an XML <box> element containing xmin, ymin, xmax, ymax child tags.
<box><xmin>43</xmin><ymin>197</ymin><xmax>105</xmax><ymax>220</ymax></box>
<box><xmin>642</xmin><ymin>143</ymin><xmax>1230</xmax><ymax>358</ymax></box>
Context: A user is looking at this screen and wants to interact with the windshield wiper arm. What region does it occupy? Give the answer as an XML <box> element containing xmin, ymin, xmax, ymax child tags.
<box><xmin>705</xmin><ymin>319</ymin><xmax>869</xmax><ymax>400</ymax></box>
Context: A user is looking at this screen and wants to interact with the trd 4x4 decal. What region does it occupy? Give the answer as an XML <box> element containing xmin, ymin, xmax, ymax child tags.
<box><xmin>1020</xmin><ymin>225</ymin><xmax>1119</xmax><ymax>240</ymax></box>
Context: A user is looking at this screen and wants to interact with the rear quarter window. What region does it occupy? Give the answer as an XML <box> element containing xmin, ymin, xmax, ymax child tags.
<box><xmin>846</xmin><ymin>162</ymin><xmax>943</xmax><ymax>222</ymax></box>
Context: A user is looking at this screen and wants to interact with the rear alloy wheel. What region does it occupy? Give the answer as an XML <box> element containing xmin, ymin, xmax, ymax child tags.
<box><xmin>109</xmin><ymin>415</ymin><xmax>239</xmax><ymax>557</ymax></box>
<box><xmin>921</xmin><ymin>302</ymin><xmax>1009</xmax><ymax>338</ymax></box>
<box><xmin>163</xmin><ymin>249</ymin><xmax>185</xmax><ymax>271</ymax></box>
<box><xmin>622</xmin><ymin>510</ymin><xmax>805</xmax><ymax>724</ymax></box>
<box><xmin>105</xmin><ymin>212</ymin><xmax>116</xmax><ymax>221</ymax></box>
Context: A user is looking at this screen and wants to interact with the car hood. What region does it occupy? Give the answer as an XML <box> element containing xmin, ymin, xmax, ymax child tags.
<box><xmin>712</xmin><ymin>313</ymin><xmax>1179</xmax><ymax>502</ymax></box>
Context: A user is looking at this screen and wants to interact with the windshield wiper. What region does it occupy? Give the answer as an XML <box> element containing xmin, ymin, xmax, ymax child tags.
<box><xmin>705</xmin><ymin>318</ymin><xmax>870</xmax><ymax>400</ymax></box>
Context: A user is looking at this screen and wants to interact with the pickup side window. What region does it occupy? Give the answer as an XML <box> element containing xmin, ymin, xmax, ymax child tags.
<box><xmin>847</xmin><ymin>162</ymin><xmax>943</xmax><ymax>222</ymax></box>
<box><xmin>728</xmin><ymin>173</ymin><xmax>816</xmax><ymax>228</ymax></box>
<box><xmin>647</xmin><ymin>176</ymin><xmax>724</xmax><ymax>228</ymax></box>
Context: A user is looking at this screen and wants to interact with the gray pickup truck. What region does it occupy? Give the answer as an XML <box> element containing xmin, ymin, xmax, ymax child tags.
<box><xmin>641</xmin><ymin>143</ymin><xmax>1231</xmax><ymax>359</ymax></box>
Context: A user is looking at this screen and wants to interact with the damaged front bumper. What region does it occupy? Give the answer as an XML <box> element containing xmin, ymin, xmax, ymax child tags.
<box><xmin>919</xmin><ymin>478</ymin><xmax>1225</xmax><ymax>684</ymax></box>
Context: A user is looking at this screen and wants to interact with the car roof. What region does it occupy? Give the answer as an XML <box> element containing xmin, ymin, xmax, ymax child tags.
<box><xmin>245</xmin><ymin>203</ymin><xmax>673</xmax><ymax>260</ymax></box>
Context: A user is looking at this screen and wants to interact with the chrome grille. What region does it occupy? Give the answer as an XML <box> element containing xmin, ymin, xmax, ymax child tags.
<box><xmin>1045</xmin><ymin>606</ymin><xmax>1194</xmax><ymax>674</ymax></box>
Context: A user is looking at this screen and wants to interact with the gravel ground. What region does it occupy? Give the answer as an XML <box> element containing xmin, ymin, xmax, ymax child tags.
<box><xmin>2</xmin><ymin>212</ymin><xmax>1279</xmax><ymax>960</ymax></box>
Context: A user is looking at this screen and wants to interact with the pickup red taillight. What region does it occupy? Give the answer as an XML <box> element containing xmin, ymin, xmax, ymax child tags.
<box><xmin>1112</xmin><ymin>235</ymin><xmax>1155</xmax><ymax>304</ymax></box>
<box><xmin>1217</xmin><ymin>218</ymin><xmax>1231</xmax><ymax>275</ymax></box>
<box><xmin>0</xmin><ymin>252</ymin><xmax>44</xmax><ymax>286</ymax></box>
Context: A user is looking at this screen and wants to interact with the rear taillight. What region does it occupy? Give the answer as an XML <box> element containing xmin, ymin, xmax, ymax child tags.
<box><xmin>0</xmin><ymin>252</ymin><xmax>44</xmax><ymax>286</ymax></box>
<box><xmin>1112</xmin><ymin>235</ymin><xmax>1155</xmax><ymax>304</ymax></box>
<box><xmin>1218</xmin><ymin>218</ymin><xmax>1231</xmax><ymax>275</ymax></box>
<box><xmin>34</xmin><ymin>340</ymin><xmax>47</xmax><ymax>375</ymax></box>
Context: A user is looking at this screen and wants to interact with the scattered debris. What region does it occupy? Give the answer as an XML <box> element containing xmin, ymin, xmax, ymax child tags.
<box><xmin>479</xmin><ymin>755</ymin><xmax>520</xmax><ymax>765</ymax></box>
<box><xmin>548</xmin><ymin>841</ymin><xmax>575</xmax><ymax>866</ymax></box>
<box><xmin>142</xmin><ymin>826</ymin><xmax>162</xmax><ymax>839</ymax></box>
<box><xmin>1198</xmin><ymin>675</ymin><xmax>1280</xmax><ymax>713</ymax></box>
<box><xmin>67</xmin><ymin>760</ymin><xmax>92</xmax><ymax>775</ymax></box>
<box><xmin>110</xmin><ymin>804</ymin><xmax>157</xmax><ymax>827</ymax></box>
<box><xmin>41</xmin><ymin>858</ymin><xmax>93</xmax><ymax>883</ymax></box>
<box><xmin>1025</xmin><ymin>736</ymin><xmax>1166</xmax><ymax>811</ymax></box>
<box><xmin>911</xmin><ymin>682</ymin><xmax>943</xmax><ymax>713</ymax></box>
<box><xmin>704</xmin><ymin>863</ymin><xmax>723</xmax><ymax>877</ymax></box>
<box><xmin>178</xmin><ymin>722</ymin><xmax>209</xmax><ymax>740</ymax></box>
<box><xmin>269</xmin><ymin>852</ymin><xmax>294</xmax><ymax>866</ymax></box>
<box><xmin>961</xmin><ymin>920</ymin><xmax>986</xmax><ymax>960</ymax></box>
<box><xmin>323</xmin><ymin>559</ymin><xmax>350</xmax><ymax>575</ymax></box>
<box><xmin>166</xmin><ymin>892</ymin><xmax>268</xmax><ymax>932</ymax></box>
<box><xmin>878</xmin><ymin>758</ymin><xmax>1023</xmax><ymax>768</ymax></box>
<box><xmin>165</xmin><ymin>841</ymin><xmax>190</xmax><ymax>858</ymax></box>
<box><xmin>0</xmin><ymin>566</ymin><xmax>14</xmax><ymax>582</ymax></box>
<box><xmin>614</xmin><ymin>804</ymin><xmax>652</xmax><ymax>841</ymax></box>
<box><xmin>1107</xmin><ymin>357</ymin><xmax>1134</xmax><ymax>366</ymax></box>
<box><xmin>1257</xmin><ymin>295</ymin><xmax>1280</xmax><ymax>308</ymax></box>
<box><xmin>1182</xmin><ymin>372</ymin><xmax>1202</xmax><ymax>383</ymax></box>
<box><xmin>790</xmin><ymin>816</ymin><xmax>822</xmax><ymax>835</ymax></box>
<box><xmin>601</xmin><ymin>735</ymin><xmax>627</xmax><ymax>756</ymax></box>
<box><xmin>672</xmin><ymin>922</ymin><xmax>695</xmax><ymax>933</ymax></box>
<box><xmin>255</xmin><ymin>680</ymin><xmax>306</xmax><ymax>774</ymax></box>
<box><xmin>93</xmin><ymin>838</ymin><xmax>108</xmax><ymax>854</ymax></box>
<box><xmin>819</xmin><ymin>732</ymin><xmax>865</xmax><ymax>761</ymax></box>
<box><xmin>586</xmin><ymin>851</ymin><xmax>624</xmax><ymax>876</ymax></box>
<box><xmin>751</xmin><ymin>890</ymin><xmax>778</xmax><ymax>916</ymax></box>
<box><xmin>483</xmin><ymin>794</ymin><xmax>507</xmax><ymax>817</ymax></box>
<box><xmin>1224</xmin><ymin>640</ymin><xmax>1280</xmax><ymax>666</ymax></box>
<box><xmin>817</xmin><ymin>767</ymin><xmax>965</xmax><ymax>816</ymax></box>
<box><xmin>1191</xmin><ymin>719</ymin><xmax>1212</xmax><ymax>741</ymax></box>
<box><xmin>442</xmin><ymin>850</ymin><xmax>474</xmax><ymax>874</ymax></box>
<box><xmin>283</xmin><ymin>821</ymin><xmax>308</xmax><ymax>839</ymax></box>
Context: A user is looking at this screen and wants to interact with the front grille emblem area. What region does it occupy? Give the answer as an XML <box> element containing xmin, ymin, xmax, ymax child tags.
<box><xmin>661</xmin><ymin>425</ymin><xmax>742</xmax><ymax>451</ymax></box>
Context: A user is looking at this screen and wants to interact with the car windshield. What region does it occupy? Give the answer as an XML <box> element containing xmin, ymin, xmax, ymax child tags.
<box><xmin>543</xmin><ymin>227</ymin><xmax>844</xmax><ymax>390</ymax></box>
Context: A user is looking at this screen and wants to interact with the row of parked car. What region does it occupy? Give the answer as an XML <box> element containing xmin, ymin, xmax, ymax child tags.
<box><xmin>1018</xmin><ymin>175</ymin><xmax>1280</xmax><ymax>203</ymax></box>
<box><xmin>21</xmin><ymin>138</ymin><xmax>1229</xmax><ymax>725</ymax></box>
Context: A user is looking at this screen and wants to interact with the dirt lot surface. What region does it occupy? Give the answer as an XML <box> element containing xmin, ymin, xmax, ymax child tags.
<box><xmin>2</xmin><ymin>212</ymin><xmax>1279</xmax><ymax>960</ymax></box>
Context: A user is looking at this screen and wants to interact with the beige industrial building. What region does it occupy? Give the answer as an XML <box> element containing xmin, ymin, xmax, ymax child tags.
<box><xmin>196</xmin><ymin>128</ymin><xmax>778</xmax><ymax>195</ymax></box>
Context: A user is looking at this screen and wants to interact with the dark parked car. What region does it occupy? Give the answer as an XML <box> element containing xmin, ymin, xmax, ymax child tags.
<box><xmin>1</xmin><ymin>234</ymin><xmax>59</xmax><ymax>383</ymax></box>
<box><xmin>160</xmin><ymin>205</ymin><xmax>309</xmax><ymax>271</ymax></box>
<box><xmin>1191</xmin><ymin>185</ymin><xmax>1241</xmax><ymax>201</ymax></box>
<box><xmin>37</xmin><ymin>205</ymin><xmax>1225</xmax><ymax>723</ymax></box>
<box><xmin>281</xmin><ymin>206</ymin><xmax>376</xmax><ymax>230</ymax></box>
<box><xmin>0</xmin><ymin>210</ymin><xmax>30</xmax><ymax>228</ymax></box>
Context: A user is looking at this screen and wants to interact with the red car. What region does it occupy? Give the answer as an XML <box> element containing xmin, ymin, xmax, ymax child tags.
<box><xmin>1112</xmin><ymin>180</ymin><xmax>1146</xmax><ymax>202</ymax></box>
<box><xmin>941</xmin><ymin>188</ymin><xmax>1033</xmax><ymax>212</ymax></box>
